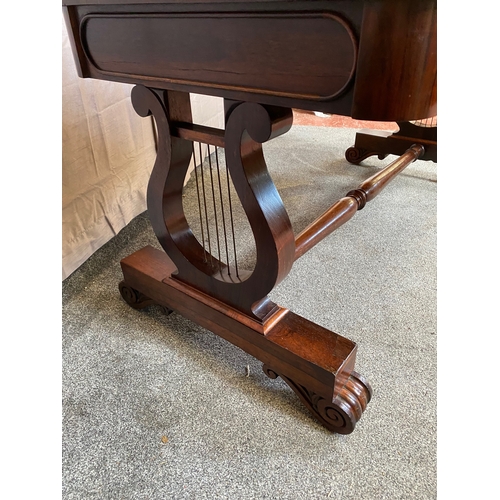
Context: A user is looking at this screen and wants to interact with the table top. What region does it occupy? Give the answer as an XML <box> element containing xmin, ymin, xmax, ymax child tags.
<box><xmin>63</xmin><ymin>0</ymin><xmax>333</xmax><ymax>5</ymax></box>
<box><xmin>63</xmin><ymin>0</ymin><xmax>437</xmax><ymax>122</ymax></box>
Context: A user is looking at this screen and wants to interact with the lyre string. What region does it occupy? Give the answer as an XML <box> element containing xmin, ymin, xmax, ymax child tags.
<box><xmin>192</xmin><ymin>142</ymin><xmax>207</xmax><ymax>262</ymax></box>
<box><xmin>198</xmin><ymin>141</ymin><xmax>213</xmax><ymax>265</ymax></box>
<box><xmin>207</xmin><ymin>145</ymin><xmax>223</xmax><ymax>272</ymax></box>
<box><xmin>225</xmin><ymin>160</ymin><xmax>239</xmax><ymax>279</ymax></box>
<box><xmin>189</xmin><ymin>142</ymin><xmax>242</xmax><ymax>280</ymax></box>
<box><xmin>215</xmin><ymin>147</ymin><xmax>231</xmax><ymax>277</ymax></box>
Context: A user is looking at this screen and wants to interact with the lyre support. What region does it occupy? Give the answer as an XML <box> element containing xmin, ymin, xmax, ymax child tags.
<box><xmin>345</xmin><ymin>120</ymin><xmax>437</xmax><ymax>164</ymax></box>
<box><xmin>119</xmin><ymin>85</ymin><xmax>373</xmax><ymax>434</ymax></box>
<box><xmin>131</xmin><ymin>85</ymin><xmax>295</xmax><ymax>324</ymax></box>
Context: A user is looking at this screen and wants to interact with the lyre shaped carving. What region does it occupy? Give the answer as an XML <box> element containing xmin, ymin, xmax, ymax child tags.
<box><xmin>131</xmin><ymin>85</ymin><xmax>296</xmax><ymax>322</ymax></box>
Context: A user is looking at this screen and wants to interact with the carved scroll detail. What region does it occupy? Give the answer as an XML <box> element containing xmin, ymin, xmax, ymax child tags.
<box><xmin>345</xmin><ymin>146</ymin><xmax>387</xmax><ymax>165</ymax></box>
<box><xmin>119</xmin><ymin>281</ymin><xmax>173</xmax><ymax>314</ymax></box>
<box><xmin>263</xmin><ymin>365</ymin><xmax>372</xmax><ymax>434</ymax></box>
<box><xmin>345</xmin><ymin>120</ymin><xmax>437</xmax><ymax>165</ymax></box>
<box><xmin>119</xmin><ymin>281</ymin><xmax>155</xmax><ymax>310</ymax></box>
<box><xmin>130</xmin><ymin>86</ymin><xmax>296</xmax><ymax>321</ymax></box>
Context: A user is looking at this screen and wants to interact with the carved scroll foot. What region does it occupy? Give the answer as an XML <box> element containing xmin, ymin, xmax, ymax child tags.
<box><xmin>119</xmin><ymin>281</ymin><xmax>173</xmax><ymax>315</ymax></box>
<box><xmin>120</xmin><ymin>247</ymin><xmax>370</xmax><ymax>435</ymax></box>
<box><xmin>263</xmin><ymin>364</ymin><xmax>372</xmax><ymax>434</ymax></box>
<box><xmin>346</xmin><ymin>121</ymin><xmax>437</xmax><ymax>164</ymax></box>
<box><xmin>345</xmin><ymin>146</ymin><xmax>387</xmax><ymax>165</ymax></box>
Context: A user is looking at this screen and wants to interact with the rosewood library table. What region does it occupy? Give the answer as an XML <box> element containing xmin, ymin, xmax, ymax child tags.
<box><xmin>63</xmin><ymin>0</ymin><xmax>437</xmax><ymax>434</ymax></box>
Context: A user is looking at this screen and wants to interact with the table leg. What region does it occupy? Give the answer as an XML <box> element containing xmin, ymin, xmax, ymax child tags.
<box><xmin>345</xmin><ymin>121</ymin><xmax>437</xmax><ymax>164</ymax></box>
<box><xmin>118</xmin><ymin>85</ymin><xmax>372</xmax><ymax>434</ymax></box>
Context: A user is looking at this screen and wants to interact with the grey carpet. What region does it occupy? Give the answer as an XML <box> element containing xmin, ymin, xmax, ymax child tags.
<box><xmin>62</xmin><ymin>125</ymin><xmax>437</xmax><ymax>500</ymax></box>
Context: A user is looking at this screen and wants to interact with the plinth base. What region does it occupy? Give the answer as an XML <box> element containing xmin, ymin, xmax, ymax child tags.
<box><xmin>346</xmin><ymin>122</ymin><xmax>437</xmax><ymax>164</ymax></box>
<box><xmin>119</xmin><ymin>245</ymin><xmax>372</xmax><ymax>434</ymax></box>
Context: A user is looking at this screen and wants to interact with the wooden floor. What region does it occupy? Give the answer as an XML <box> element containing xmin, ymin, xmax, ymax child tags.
<box><xmin>293</xmin><ymin>110</ymin><xmax>398</xmax><ymax>131</ymax></box>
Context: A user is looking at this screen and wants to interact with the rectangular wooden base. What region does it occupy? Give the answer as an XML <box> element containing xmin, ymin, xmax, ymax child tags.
<box><xmin>350</xmin><ymin>124</ymin><xmax>437</xmax><ymax>163</ymax></box>
<box><xmin>120</xmin><ymin>245</ymin><xmax>358</xmax><ymax>401</ymax></box>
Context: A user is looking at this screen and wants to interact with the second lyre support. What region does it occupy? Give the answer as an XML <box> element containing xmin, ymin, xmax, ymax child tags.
<box><xmin>119</xmin><ymin>85</ymin><xmax>373</xmax><ymax>434</ymax></box>
<box><xmin>345</xmin><ymin>119</ymin><xmax>436</xmax><ymax>165</ymax></box>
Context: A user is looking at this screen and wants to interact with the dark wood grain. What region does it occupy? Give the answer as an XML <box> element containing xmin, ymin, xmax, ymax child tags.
<box><xmin>294</xmin><ymin>145</ymin><xmax>424</xmax><ymax>260</ymax></box>
<box><xmin>346</xmin><ymin>121</ymin><xmax>437</xmax><ymax>164</ymax></box>
<box><xmin>131</xmin><ymin>85</ymin><xmax>296</xmax><ymax>321</ymax></box>
<box><xmin>63</xmin><ymin>0</ymin><xmax>438</xmax><ymax>434</ymax></box>
<box><xmin>64</xmin><ymin>1</ymin><xmax>436</xmax><ymax>119</ymax></box>
<box><xmin>121</xmin><ymin>84</ymin><xmax>374</xmax><ymax>432</ymax></box>
<box><xmin>351</xmin><ymin>0</ymin><xmax>437</xmax><ymax>121</ymax></box>
<box><xmin>81</xmin><ymin>11</ymin><xmax>357</xmax><ymax>101</ymax></box>
<box><xmin>63</xmin><ymin>0</ymin><xmax>310</xmax><ymax>4</ymax></box>
<box><xmin>170</xmin><ymin>123</ymin><xmax>225</xmax><ymax>148</ymax></box>
<box><xmin>120</xmin><ymin>245</ymin><xmax>371</xmax><ymax>433</ymax></box>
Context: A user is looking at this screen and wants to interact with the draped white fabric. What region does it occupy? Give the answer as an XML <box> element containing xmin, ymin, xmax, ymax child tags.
<box><xmin>62</xmin><ymin>17</ymin><xmax>224</xmax><ymax>279</ymax></box>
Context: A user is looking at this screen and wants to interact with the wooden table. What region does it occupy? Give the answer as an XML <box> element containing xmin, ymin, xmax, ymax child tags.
<box><xmin>63</xmin><ymin>0</ymin><xmax>437</xmax><ymax>434</ymax></box>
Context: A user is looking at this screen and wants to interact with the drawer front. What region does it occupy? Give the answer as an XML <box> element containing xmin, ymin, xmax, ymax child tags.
<box><xmin>80</xmin><ymin>12</ymin><xmax>357</xmax><ymax>102</ymax></box>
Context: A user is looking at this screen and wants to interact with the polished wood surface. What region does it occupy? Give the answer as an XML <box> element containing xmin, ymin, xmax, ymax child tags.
<box><xmin>63</xmin><ymin>0</ymin><xmax>437</xmax><ymax>121</ymax></box>
<box><xmin>294</xmin><ymin>144</ymin><xmax>424</xmax><ymax>260</ymax></box>
<box><xmin>81</xmin><ymin>12</ymin><xmax>357</xmax><ymax>99</ymax></box>
<box><xmin>346</xmin><ymin>121</ymin><xmax>437</xmax><ymax>164</ymax></box>
<box><xmin>352</xmin><ymin>0</ymin><xmax>437</xmax><ymax>121</ymax></box>
<box><xmin>132</xmin><ymin>86</ymin><xmax>296</xmax><ymax>322</ymax></box>
<box><xmin>63</xmin><ymin>0</ymin><xmax>437</xmax><ymax>434</ymax></box>
<box><xmin>120</xmin><ymin>245</ymin><xmax>372</xmax><ymax>434</ymax></box>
